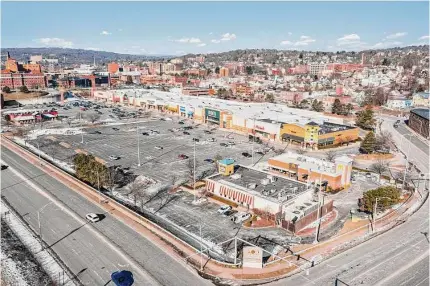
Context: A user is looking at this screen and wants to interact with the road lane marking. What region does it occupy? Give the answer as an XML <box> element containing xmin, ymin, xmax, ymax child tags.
<box><xmin>374</xmin><ymin>251</ymin><xmax>429</xmax><ymax>286</ymax></box>
<box><xmin>1</xmin><ymin>159</ymin><xmax>162</xmax><ymax>286</ymax></box>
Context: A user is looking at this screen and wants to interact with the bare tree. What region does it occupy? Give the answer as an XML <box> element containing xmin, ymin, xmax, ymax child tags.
<box><xmin>13</xmin><ymin>127</ymin><xmax>30</xmax><ymax>145</ymax></box>
<box><xmin>370</xmin><ymin>160</ymin><xmax>389</xmax><ymax>182</ymax></box>
<box><xmin>376</xmin><ymin>131</ymin><xmax>392</xmax><ymax>151</ymax></box>
<box><xmin>325</xmin><ymin>150</ymin><xmax>337</xmax><ymax>162</ymax></box>
<box><xmin>86</xmin><ymin>112</ymin><xmax>101</xmax><ymax>124</ymax></box>
<box><xmin>186</xmin><ymin>158</ymin><xmax>199</xmax><ymax>186</ymax></box>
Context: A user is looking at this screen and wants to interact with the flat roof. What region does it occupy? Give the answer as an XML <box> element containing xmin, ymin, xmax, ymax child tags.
<box><xmin>208</xmin><ymin>165</ymin><xmax>308</xmax><ymax>204</ymax></box>
<box><xmin>411</xmin><ymin>108</ymin><xmax>429</xmax><ymax>120</ymax></box>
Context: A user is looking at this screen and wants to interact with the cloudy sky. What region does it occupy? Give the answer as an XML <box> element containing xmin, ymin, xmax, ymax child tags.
<box><xmin>2</xmin><ymin>2</ymin><xmax>429</xmax><ymax>55</ymax></box>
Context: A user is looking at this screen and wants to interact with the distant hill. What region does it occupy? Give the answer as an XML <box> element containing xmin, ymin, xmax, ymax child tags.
<box><xmin>1</xmin><ymin>48</ymin><xmax>173</xmax><ymax>65</ymax></box>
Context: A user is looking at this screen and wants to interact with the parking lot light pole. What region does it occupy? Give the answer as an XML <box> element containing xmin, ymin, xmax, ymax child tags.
<box><xmin>137</xmin><ymin>127</ymin><xmax>141</xmax><ymax>167</ymax></box>
<box><xmin>313</xmin><ymin>162</ymin><xmax>325</xmax><ymax>244</ymax></box>
<box><xmin>79</xmin><ymin>112</ymin><xmax>84</xmax><ymax>144</ymax></box>
<box><xmin>193</xmin><ymin>140</ymin><xmax>196</xmax><ymax>202</ymax></box>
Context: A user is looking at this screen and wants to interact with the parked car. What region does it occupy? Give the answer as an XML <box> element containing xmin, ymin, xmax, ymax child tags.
<box><xmin>204</xmin><ymin>130</ymin><xmax>212</xmax><ymax>134</ymax></box>
<box><xmin>232</xmin><ymin>212</ymin><xmax>252</xmax><ymax>224</ymax></box>
<box><xmin>393</xmin><ymin>124</ymin><xmax>399</xmax><ymax>128</ymax></box>
<box><xmin>217</xmin><ymin>205</ymin><xmax>232</xmax><ymax>214</ymax></box>
<box><xmin>192</xmin><ymin>138</ymin><xmax>200</xmax><ymax>142</ymax></box>
<box><xmin>142</xmin><ymin>132</ymin><xmax>150</xmax><ymax>136</ymax></box>
<box><xmin>112</xmin><ymin>127</ymin><xmax>119</xmax><ymax>131</ymax></box>
<box><xmin>365</xmin><ymin>172</ymin><xmax>372</xmax><ymax>179</ymax></box>
<box><xmin>92</xmin><ymin>131</ymin><xmax>102</xmax><ymax>134</ymax></box>
<box><xmin>150</xmin><ymin>130</ymin><xmax>160</xmax><ymax>134</ymax></box>
<box><xmin>109</xmin><ymin>155</ymin><xmax>120</xmax><ymax>160</ymax></box>
<box><xmin>222</xmin><ymin>210</ymin><xmax>237</xmax><ymax>217</ymax></box>
<box><xmin>85</xmin><ymin>213</ymin><xmax>101</xmax><ymax>223</ymax></box>
<box><xmin>207</xmin><ymin>138</ymin><xmax>216</xmax><ymax>142</ymax></box>
<box><xmin>242</xmin><ymin>152</ymin><xmax>252</xmax><ymax>158</ymax></box>
<box><xmin>184</xmin><ymin>126</ymin><xmax>193</xmax><ymax>130</ymax></box>
<box><xmin>183</xmin><ymin>131</ymin><xmax>191</xmax><ymax>135</ymax></box>
<box><xmin>155</xmin><ymin>146</ymin><xmax>163</xmax><ymax>150</ymax></box>
<box><xmin>1</xmin><ymin>164</ymin><xmax>8</xmax><ymax>170</ymax></box>
<box><xmin>178</xmin><ymin>121</ymin><xmax>185</xmax><ymax>125</ymax></box>
<box><xmin>227</xmin><ymin>141</ymin><xmax>235</xmax><ymax>146</ymax></box>
<box><xmin>256</xmin><ymin>151</ymin><xmax>264</xmax><ymax>155</ymax></box>
<box><xmin>204</xmin><ymin>158</ymin><xmax>214</xmax><ymax>163</ymax></box>
<box><xmin>220</xmin><ymin>143</ymin><xmax>228</xmax><ymax>147</ymax></box>
<box><xmin>178</xmin><ymin>154</ymin><xmax>189</xmax><ymax>160</ymax></box>
<box><xmin>159</xmin><ymin>118</ymin><xmax>166</xmax><ymax>121</ymax></box>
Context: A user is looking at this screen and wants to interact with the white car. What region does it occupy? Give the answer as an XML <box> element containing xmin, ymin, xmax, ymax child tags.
<box><xmin>155</xmin><ymin>146</ymin><xmax>163</xmax><ymax>150</ymax></box>
<box><xmin>232</xmin><ymin>212</ymin><xmax>251</xmax><ymax>224</ymax></box>
<box><xmin>109</xmin><ymin>155</ymin><xmax>120</xmax><ymax>160</ymax></box>
<box><xmin>85</xmin><ymin>213</ymin><xmax>101</xmax><ymax>223</ymax></box>
<box><xmin>227</xmin><ymin>141</ymin><xmax>235</xmax><ymax>146</ymax></box>
<box><xmin>217</xmin><ymin>205</ymin><xmax>232</xmax><ymax>214</ymax></box>
<box><xmin>207</xmin><ymin>138</ymin><xmax>216</xmax><ymax>142</ymax></box>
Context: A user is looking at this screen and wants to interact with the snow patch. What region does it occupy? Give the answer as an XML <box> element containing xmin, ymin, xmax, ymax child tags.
<box><xmin>27</xmin><ymin>127</ymin><xmax>84</xmax><ymax>140</ymax></box>
<box><xmin>1</xmin><ymin>202</ymin><xmax>77</xmax><ymax>286</ymax></box>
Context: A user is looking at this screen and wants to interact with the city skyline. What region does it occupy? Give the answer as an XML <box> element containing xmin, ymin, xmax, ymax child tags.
<box><xmin>2</xmin><ymin>1</ymin><xmax>429</xmax><ymax>56</ymax></box>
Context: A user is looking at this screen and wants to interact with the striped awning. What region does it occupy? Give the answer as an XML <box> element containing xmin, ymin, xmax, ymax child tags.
<box><xmin>219</xmin><ymin>185</ymin><xmax>254</xmax><ymax>206</ymax></box>
<box><xmin>205</xmin><ymin>180</ymin><xmax>215</xmax><ymax>193</ymax></box>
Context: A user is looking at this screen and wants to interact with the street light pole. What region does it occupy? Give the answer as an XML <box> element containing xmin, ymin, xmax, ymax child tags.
<box><xmin>402</xmin><ymin>134</ymin><xmax>412</xmax><ymax>189</ymax></box>
<box><xmin>313</xmin><ymin>168</ymin><xmax>324</xmax><ymax>244</ymax></box>
<box><xmin>372</xmin><ymin>196</ymin><xmax>391</xmax><ymax>233</ymax></box>
<box><xmin>199</xmin><ymin>222</ymin><xmax>203</xmax><ymax>271</ymax></box>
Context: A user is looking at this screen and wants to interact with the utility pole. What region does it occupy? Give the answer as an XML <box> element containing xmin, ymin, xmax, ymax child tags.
<box><xmin>199</xmin><ymin>222</ymin><xmax>203</xmax><ymax>271</ymax></box>
<box><xmin>251</xmin><ymin>118</ymin><xmax>255</xmax><ymax>165</ymax></box>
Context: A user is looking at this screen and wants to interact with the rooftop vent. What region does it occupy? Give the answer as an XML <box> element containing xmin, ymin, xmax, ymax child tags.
<box><xmin>248</xmin><ymin>183</ymin><xmax>257</xmax><ymax>189</ymax></box>
<box><xmin>261</xmin><ymin>178</ymin><xmax>270</xmax><ymax>185</ymax></box>
<box><xmin>231</xmin><ymin>174</ymin><xmax>242</xmax><ymax>179</ymax></box>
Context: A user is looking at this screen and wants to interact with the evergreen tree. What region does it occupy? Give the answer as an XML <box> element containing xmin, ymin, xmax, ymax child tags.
<box><xmin>360</xmin><ymin>131</ymin><xmax>376</xmax><ymax>154</ymax></box>
<box><xmin>2</xmin><ymin>86</ymin><xmax>11</xmax><ymax>93</ymax></box>
<box><xmin>331</xmin><ymin>98</ymin><xmax>343</xmax><ymax>115</ymax></box>
<box><xmin>356</xmin><ymin>105</ymin><xmax>376</xmax><ymax>130</ymax></box>
<box><xmin>215</xmin><ymin>67</ymin><xmax>220</xmax><ymax>74</ymax></box>
<box><xmin>345</xmin><ymin>103</ymin><xmax>354</xmax><ymax>115</ymax></box>
<box><xmin>311</xmin><ymin>99</ymin><xmax>324</xmax><ymax>112</ymax></box>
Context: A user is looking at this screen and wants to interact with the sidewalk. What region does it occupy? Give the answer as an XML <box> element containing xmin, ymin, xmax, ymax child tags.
<box><xmin>1</xmin><ymin>135</ymin><xmax>425</xmax><ymax>283</ymax></box>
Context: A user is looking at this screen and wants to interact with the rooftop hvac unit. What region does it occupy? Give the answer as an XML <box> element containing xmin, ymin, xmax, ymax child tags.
<box><xmin>248</xmin><ymin>183</ymin><xmax>257</xmax><ymax>189</ymax></box>
<box><xmin>231</xmin><ymin>174</ymin><xmax>242</xmax><ymax>179</ymax></box>
<box><xmin>261</xmin><ymin>178</ymin><xmax>270</xmax><ymax>185</ymax></box>
<box><xmin>270</xmin><ymin>189</ymin><xmax>277</xmax><ymax>195</ymax></box>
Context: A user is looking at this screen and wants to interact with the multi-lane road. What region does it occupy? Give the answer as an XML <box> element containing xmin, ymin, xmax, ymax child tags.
<box><xmin>1</xmin><ymin>146</ymin><xmax>211</xmax><ymax>286</ymax></box>
<box><xmin>269</xmin><ymin>116</ymin><xmax>429</xmax><ymax>286</ymax></box>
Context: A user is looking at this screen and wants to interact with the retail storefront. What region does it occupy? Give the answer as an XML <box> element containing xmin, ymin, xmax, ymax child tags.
<box><xmin>166</xmin><ymin>104</ymin><xmax>178</xmax><ymax>114</ymax></box>
<box><xmin>179</xmin><ymin>105</ymin><xmax>187</xmax><ymax>117</ymax></box>
<box><xmin>246</xmin><ymin>119</ymin><xmax>281</xmax><ymax>141</ymax></box>
<box><xmin>205</xmin><ymin>108</ymin><xmax>221</xmax><ymax>126</ymax></box>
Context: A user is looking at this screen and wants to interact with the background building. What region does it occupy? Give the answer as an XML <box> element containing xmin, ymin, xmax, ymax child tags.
<box><xmin>408</xmin><ymin>108</ymin><xmax>429</xmax><ymax>138</ymax></box>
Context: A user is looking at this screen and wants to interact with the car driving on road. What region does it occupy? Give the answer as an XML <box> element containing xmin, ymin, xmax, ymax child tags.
<box><xmin>109</xmin><ymin>155</ymin><xmax>120</xmax><ymax>160</ymax></box>
<box><xmin>86</xmin><ymin>213</ymin><xmax>101</xmax><ymax>223</ymax></box>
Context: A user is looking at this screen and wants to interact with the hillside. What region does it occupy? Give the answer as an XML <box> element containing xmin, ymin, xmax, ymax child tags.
<box><xmin>1</xmin><ymin>48</ymin><xmax>171</xmax><ymax>65</ymax></box>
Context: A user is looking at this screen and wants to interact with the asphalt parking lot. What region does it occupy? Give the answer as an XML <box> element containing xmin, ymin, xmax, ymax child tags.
<box><xmin>31</xmin><ymin>109</ymin><xmax>275</xmax><ymax>185</ymax></box>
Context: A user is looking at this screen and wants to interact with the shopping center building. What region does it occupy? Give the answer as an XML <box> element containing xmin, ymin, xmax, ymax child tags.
<box><xmin>204</xmin><ymin>159</ymin><xmax>334</xmax><ymax>233</ymax></box>
<box><xmin>268</xmin><ymin>152</ymin><xmax>353</xmax><ymax>190</ymax></box>
<box><xmin>93</xmin><ymin>88</ymin><xmax>359</xmax><ymax>148</ymax></box>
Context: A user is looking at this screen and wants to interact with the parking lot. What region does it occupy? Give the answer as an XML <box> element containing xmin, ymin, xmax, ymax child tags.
<box><xmin>29</xmin><ymin>104</ymin><xmax>276</xmax><ymax>185</ymax></box>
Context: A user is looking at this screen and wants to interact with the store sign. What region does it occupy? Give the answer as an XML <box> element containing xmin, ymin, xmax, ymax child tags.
<box><xmin>255</xmin><ymin>125</ymin><xmax>265</xmax><ymax>131</ymax></box>
<box><xmin>243</xmin><ymin>246</ymin><xmax>263</xmax><ymax>269</ymax></box>
<box><xmin>180</xmin><ymin>106</ymin><xmax>186</xmax><ymax>112</ymax></box>
<box><xmin>205</xmin><ymin>109</ymin><xmax>220</xmax><ymax>121</ymax></box>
